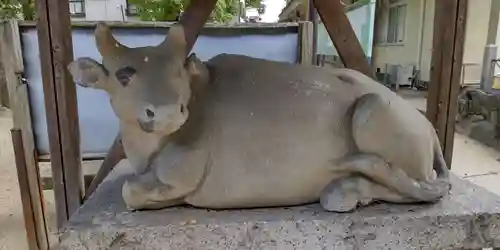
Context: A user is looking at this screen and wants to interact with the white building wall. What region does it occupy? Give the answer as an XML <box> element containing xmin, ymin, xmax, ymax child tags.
<box><xmin>462</xmin><ymin>0</ymin><xmax>492</xmax><ymax>84</ymax></box>
<box><xmin>71</xmin><ymin>0</ymin><xmax>138</xmax><ymax>22</ymax></box>
<box><xmin>373</xmin><ymin>0</ymin><xmax>497</xmax><ymax>85</ymax></box>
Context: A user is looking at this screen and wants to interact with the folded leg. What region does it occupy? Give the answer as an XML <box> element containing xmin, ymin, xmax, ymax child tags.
<box><xmin>321</xmin><ymin>154</ymin><xmax>421</xmax><ymax>212</ymax></box>
<box><xmin>340</xmin><ymin>93</ymin><xmax>450</xmax><ymax>202</ymax></box>
<box><xmin>122</xmin><ymin>168</ymin><xmax>186</xmax><ymax>210</ymax></box>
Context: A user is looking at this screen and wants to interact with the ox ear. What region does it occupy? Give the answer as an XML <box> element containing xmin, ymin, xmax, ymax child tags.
<box><xmin>68</xmin><ymin>57</ymin><xmax>109</xmax><ymax>90</ymax></box>
<box><xmin>160</xmin><ymin>24</ymin><xmax>186</xmax><ymax>59</ymax></box>
<box><xmin>185</xmin><ymin>53</ymin><xmax>207</xmax><ymax>81</ymax></box>
<box><xmin>94</xmin><ymin>22</ymin><xmax>128</xmax><ymax>59</ymax></box>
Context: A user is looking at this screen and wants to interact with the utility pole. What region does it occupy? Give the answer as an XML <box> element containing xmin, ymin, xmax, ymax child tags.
<box><xmin>309</xmin><ymin>0</ymin><xmax>318</xmax><ymax>65</ymax></box>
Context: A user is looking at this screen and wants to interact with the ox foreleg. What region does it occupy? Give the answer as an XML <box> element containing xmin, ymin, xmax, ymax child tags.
<box><xmin>122</xmin><ymin>166</ymin><xmax>186</xmax><ymax>211</ymax></box>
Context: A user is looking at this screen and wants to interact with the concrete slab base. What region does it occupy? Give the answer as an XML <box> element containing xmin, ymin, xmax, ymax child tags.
<box><xmin>55</xmin><ymin>161</ymin><xmax>500</xmax><ymax>250</ymax></box>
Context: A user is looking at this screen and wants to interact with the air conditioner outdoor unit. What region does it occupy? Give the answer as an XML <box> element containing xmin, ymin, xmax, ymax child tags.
<box><xmin>397</xmin><ymin>64</ymin><xmax>415</xmax><ymax>86</ymax></box>
<box><xmin>386</xmin><ymin>64</ymin><xmax>415</xmax><ymax>87</ymax></box>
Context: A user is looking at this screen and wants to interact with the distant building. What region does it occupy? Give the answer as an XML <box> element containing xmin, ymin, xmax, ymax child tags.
<box><xmin>373</xmin><ymin>0</ymin><xmax>500</xmax><ymax>86</ymax></box>
<box><xmin>278</xmin><ymin>0</ymin><xmax>376</xmax><ymax>66</ymax></box>
<box><xmin>278</xmin><ymin>0</ymin><xmax>360</xmax><ymax>22</ymax></box>
<box><xmin>245</xmin><ymin>8</ymin><xmax>261</xmax><ymax>22</ymax></box>
<box><xmin>278</xmin><ymin>0</ymin><xmax>500</xmax><ymax>87</ymax></box>
<box><xmin>68</xmin><ymin>0</ymin><xmax>139</xmax><ymax>22</ymax></box>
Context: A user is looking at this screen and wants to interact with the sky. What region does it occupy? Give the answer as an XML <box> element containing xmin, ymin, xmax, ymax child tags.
<box><xmin>259</xmin><ymin>0</ymin><xmax>286</xmax><ymax>23</ymax></box>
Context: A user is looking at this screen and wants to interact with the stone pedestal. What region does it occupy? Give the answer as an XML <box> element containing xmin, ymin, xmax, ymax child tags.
<box><xmin>55</xmin><ymin>161</ymin><xmax>500</xmax><ymax>249</ymax></box>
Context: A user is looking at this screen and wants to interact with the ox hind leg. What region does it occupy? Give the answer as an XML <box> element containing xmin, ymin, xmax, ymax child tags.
<box><xmin>320</xmin><ymin>93</ymin><xmax>450</xmax><ymax>212</ymax></box>
<box><xmin>320</xmin><ymin>154</ymin><xmax>419</xmax><ymax>212</ymax></box>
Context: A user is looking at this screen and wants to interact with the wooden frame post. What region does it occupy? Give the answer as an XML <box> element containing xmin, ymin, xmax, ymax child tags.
<box><xmin>312</xmin><ymin>0</ymin><xmax>374</xmax><ymax>78</ymax></box>
<box><xmin>36</xmin><ymin>0</ymin><xmax>84</xmax><ymax>228</ymax></box>
<box><xmin>2</xmin><ymin>20</ymin><xmax>49</xmax><ymax>249</ymax></box>
<box><xmin>11</xmin><ymin>129</ymin><xmax>49</xmax><ymax>250</ymax></box>
<box><xmin>426</xmin><ymin>0</ymin><xmax>468</xmax><ymax>167</ymax></box>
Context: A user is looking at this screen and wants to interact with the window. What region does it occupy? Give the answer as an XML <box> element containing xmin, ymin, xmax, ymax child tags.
<box><xmin>386</xmin><ymin>4</ymin><xmax>406</xmax><ymax>43</ymax></box>
<box><xmin>69</xmin><ymin>0</ymin><xmax>85</xmax><ymax>16</ymax></box>
<box><xmin>376</xmin><ymin>0</ymin><xmax>407</xmax><ymax>44</ymax></box>
<box><xmin>126</xmin><ymin>0</ymin><xmax>138</xmax><ymax>16</ymax></box>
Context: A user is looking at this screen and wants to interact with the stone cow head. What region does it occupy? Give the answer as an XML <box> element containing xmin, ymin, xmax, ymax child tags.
<box><xmin>68</xmin><ymin>22</ymin><xmax>205</xmax><ymax>136</ymax></box>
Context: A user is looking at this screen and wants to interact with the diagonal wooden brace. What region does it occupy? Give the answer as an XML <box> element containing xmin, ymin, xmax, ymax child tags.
<box><xmin>313</xmin><ymin>0</ymin><xmax>374</xmax><ymax>79</ymax></box>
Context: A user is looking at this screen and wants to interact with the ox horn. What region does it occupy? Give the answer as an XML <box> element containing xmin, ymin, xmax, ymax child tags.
<box><xmin>94</xmin><ymin>22</ymin><xmax>128</xmax><ymax>59</ymax></box>
<box><xmin>159</xmin><ymin>23</ymin><xmax>187</xmax><ymax>59</ymax></box>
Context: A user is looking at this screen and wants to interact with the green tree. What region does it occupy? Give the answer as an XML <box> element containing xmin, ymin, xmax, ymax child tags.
<box><xmin>0</xmin><ymin>0</ymin><xmax>35</xmax><ymax>21</ymax></box>
<box><xmin>211</xmin><ymin>0</ymin><xmax>238</xmax><ymax>23</ymax></box>
<box><xmin>0</xmin><ymin>0</ymin><xmax>22</xmax><ymax>20</ymax></box>
<box><xmin>128</xmin><ymin>0</ymin><xmax>187</xmax><ymax>22</ymax></box>
<box><xmin>129</xmin><ymin>0</ymin><xmax>261</xmax><ymax>23</ymax></box>
<box><xmin>245</xmin><ymin>0</ymin><xmax>261</xmax><ymax>8</ymax></box>
<box><xmin>21</xmin><ymin>0</ymin><xmax>35</xmax><ymax>21</ymax></box>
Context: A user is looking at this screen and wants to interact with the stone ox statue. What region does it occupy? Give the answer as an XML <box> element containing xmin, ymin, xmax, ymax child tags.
<box><xmin>68</xmin><ymin>23</ymin><xmax>450</xmax><ymax>213</ymax></box>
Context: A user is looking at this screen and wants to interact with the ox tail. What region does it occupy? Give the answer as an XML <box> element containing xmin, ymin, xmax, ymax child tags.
<box><xmin>431</xmin><ymin>133</ymin><xmax>450</xmax><ymax>181</ymax></box>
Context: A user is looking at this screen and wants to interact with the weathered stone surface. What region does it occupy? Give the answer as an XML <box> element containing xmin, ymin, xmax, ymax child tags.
<box><xmin>55</xmin><ymin>161</ymin><xmax>500</xmax><ymax>250</ymax></box>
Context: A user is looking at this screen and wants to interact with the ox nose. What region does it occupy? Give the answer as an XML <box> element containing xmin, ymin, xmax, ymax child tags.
<box><xmin>138</xmin><ymin>119</ymin><xmax>155</xmax><ymax>133</ymax></box>
<box><xmin>137</xmin><ymin>106</ymin><xmax>156</xmax><ymax>133</ymax></box>
<box><xmin>145</xmin><ymin>108</ymin><xmax>155</xmax><ymax>119</ymax></box>
<box><xmin>139</xmin><ymin>106</ymin><xmax>156</xmax><ymax>121</ymax></box>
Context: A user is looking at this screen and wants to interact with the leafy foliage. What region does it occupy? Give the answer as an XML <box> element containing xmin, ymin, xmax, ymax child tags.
<box><xmin>0</xmin><ymin>0</ymin><xmax>261</xmax><ymax>23</ymax></box>
<box><xmin>211</xmin><ymin>0</ymin><xmax>238</xmax><ymax>23</ymax></box>
<box><xmin>129</xmin><ymin>0</ymin><xmax>261</xmax><ymax>23</ymax></box>
<box><xmin>245</xmin><ymin>0</ymin><xmax>265</xmax><ymax>15</ymax></box>
<box><xmin>0</xmin><ymin>0</ymin><xmax>22</xmax><ymax>20</ymax></box>
<box><xmin>0</xmin><ymin>0</ymin><xmax>35</xmax><ymax>21</ymax></box>
<box><xmin>245</xmin><ymin>0</ymin><xmax>261</xmax><ymax>8</ymax></box>
<box><xmin>128</xmin><ymin>0</ymin><xmax>188</xmax><ymax>22</ymax></box>
<box><xmin>20</xmin><ymin>0</ymin><xmax>34</xmax><ymax>20</ymax></box>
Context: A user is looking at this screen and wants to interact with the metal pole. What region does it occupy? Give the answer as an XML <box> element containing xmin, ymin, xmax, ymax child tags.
<box><xmin>480</xmin><ymin>44</ymin><xmax>498</xmax><ymax>92</ymax></box>
<box><xmin>309</xmin><ymin>0</ymin><xmax>318</xmax><ymax>65</ymax></box>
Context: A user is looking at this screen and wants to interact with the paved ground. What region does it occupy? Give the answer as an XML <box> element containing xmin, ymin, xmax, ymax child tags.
<box><xmin>1</xmin><ymin>90</ymin><xmax>500</xmax><ymax>249</ymax></box>
<box><xmin>0</xmin><ymin>108</ymin><xmax>28</xmax><ymax>250</ymax></box>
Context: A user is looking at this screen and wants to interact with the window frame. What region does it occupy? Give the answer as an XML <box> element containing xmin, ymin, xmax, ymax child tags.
<box><xmin>68</xmin><ymin>0</ymin><xmax>85</xmax><ymax>17</ymax></box>
<box><xmin>126</xmin><ymin>0</ymin><xmax>139</xmax><ymax>16</ymax></box>
<box><xmin>376</xmin><ymin>0</ymin><xmax>408</xmax><ymax>46</ymax></box>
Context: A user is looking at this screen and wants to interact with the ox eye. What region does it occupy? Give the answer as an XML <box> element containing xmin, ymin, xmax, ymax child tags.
<box><xmin>115</xmin><ymin>66</ymin><xmax>136</xmax><ymax>86</ymax></box>
<box><xmin>180</xmin><ymin>104</ymin><xmax>185</xmax><ymax>114</ymax></box>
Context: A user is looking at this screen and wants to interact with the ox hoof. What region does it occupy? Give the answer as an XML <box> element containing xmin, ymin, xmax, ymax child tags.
<box><xmin>320</xmin><ymin>176</ymin><xmax>371</xmax><ymax>213</ymax></box>
<box><xmin>122</xmin><ymin>179</ymin><xmax>151</xmax><ymax>210</ymax></box>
